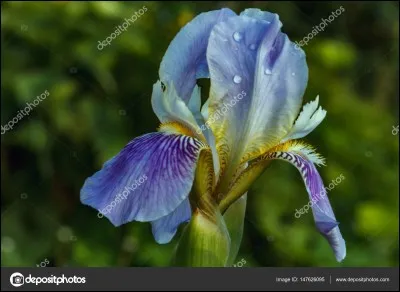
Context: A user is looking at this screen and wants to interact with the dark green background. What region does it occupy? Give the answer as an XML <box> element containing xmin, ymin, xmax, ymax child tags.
<box><xmin>1</xmin><ymin>1</ymin><xmax>398</xmax><ymax>267</ymax></box>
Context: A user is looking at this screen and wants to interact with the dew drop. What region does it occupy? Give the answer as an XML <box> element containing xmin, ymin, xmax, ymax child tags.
<box><xmin>249</xmin><ymin>44</ymin><xmax>256</xmax><ymax>50</ymax></box>
<box><xmin>233</xmin><ymin>32</ymin><xmax>242</xmax><ymax>42</ymax></box>
<box><xmin>264</xmin><ymin>68</ymin><xmax>272</xmax><ymax>75</ymax></box>
<box><xmin>233</xmin><ymin>75</ymin><xmax>242</xmax><ymax>84</ymax></box>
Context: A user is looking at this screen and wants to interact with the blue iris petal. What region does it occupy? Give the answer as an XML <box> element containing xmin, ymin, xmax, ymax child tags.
<box><xmin>151</xmin><ymin>198</ymin><xmax>191</xmax><ymax>244</ymax></box>
<box><xmin>159</xmin><ymin>8</ymin><xmax>236</xmax><ymax>102</ymax></box>
<box><xmin>206</xmin><ymin>12</ymin><xmax>309</xmax><ymax>162</ymax></box>
<box><xmin>239</xmin><ymin>8</ymin><xmax>278</xmax><ymax>23</ymax></box>
<box><xmin>275</xmin><ymin>151</ymin><xmax>347</xmax><ymax>262</ymax></box>
<box><xmin>80</xmin><ymin>132</ymin><xmax>205</xmax><ymax>226</ymax></box>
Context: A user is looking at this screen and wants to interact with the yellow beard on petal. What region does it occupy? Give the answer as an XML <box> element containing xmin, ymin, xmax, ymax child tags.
<box><xmin>260</xmin><ymin>140</ymin><xmax>325</xmax><ymax>166</ymax></box>
<box><xmin>262</xmin><ymin>139</ymin><xmax>299</xmax><ymax>155</ymax></box>
<box><xmin>239</xmin><ymin>129</ymin><xmax>289</xmax><ymax>164</ymax></box>
<box><xmin>218</xmin><ymin>139</ymin><xmax>325</xmax><ymax>213</ymax></box>
<box><xmin>158</xmin><ymin>121</ymin><xmax>199</xmax><ymax>138</ymax></box>
<box><xmin>207</xmin><ymin>118</ymin><xmax>230</xmax><ymax>178</ymax></box>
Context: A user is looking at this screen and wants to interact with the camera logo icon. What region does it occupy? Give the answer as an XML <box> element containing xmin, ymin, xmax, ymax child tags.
<box><xmin>10</xmin><ymin>272</ymin><xmax>24</xmax><ymax>287</ymax></box>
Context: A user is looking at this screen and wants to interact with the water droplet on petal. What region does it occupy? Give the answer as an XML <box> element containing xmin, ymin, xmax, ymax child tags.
<box><xmin>233</xmin><ymin>75</ymin><xmax>242</xmax><ymax>84</ymax></box>
<box><xmin>264</xmin><ymin>68</ymin><xmax>272</xmax><ymax>75</ymax></box>
<box><xmin>249</xmin><ymin>44</ymin><xmax>256</xmax><ymax>50</ymax></box>
<box><xmin>233</xmin><ymin>32</ymin><xmax>242</xmax><ymax>42</ymax></box>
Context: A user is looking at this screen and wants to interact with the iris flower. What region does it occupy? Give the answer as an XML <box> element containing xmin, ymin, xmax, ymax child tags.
<box><xmin>81</xmin><ymin>8</ymin><xmax>346</xmax><ymax>266</ymax></box>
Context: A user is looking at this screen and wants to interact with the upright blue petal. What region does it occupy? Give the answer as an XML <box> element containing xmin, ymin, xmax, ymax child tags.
<box><xmin>206</xmin><ymin>13</ymin><xmax>308</xmax><ymax>172</ymax></box>
<box><xmin>80</xmin><ymin>132</ymin><xmax>206</xmax><ymax>226</ymax></box>
<box><xmin>159</xmin><ymin>8</ymin><xmax>236</xmax><ymax>102</ymax></box>
<box><xmin>239</xmin><ymin>8</ymin><xmax>277</xmax><ymax>23</ymax></box>
<box><xmin>151</xmin><ymin>198</ymin><xmax>191</xmax><ymax>244</ymax></box>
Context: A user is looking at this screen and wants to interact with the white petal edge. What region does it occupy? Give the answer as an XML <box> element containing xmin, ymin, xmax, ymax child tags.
<box><xmin>151</xmin><ymin>80</ymin><xmax>199</xmax><ymax>131</ymax></box>
<box><xmin>288</xmin><ymin>141</ymin><xmax>326</xmax><ymax>166</ymax></box>
<box><xmin>281</xmin><ymin>96</ymin><xmax>327</xmax><ymax>143</ymax></box>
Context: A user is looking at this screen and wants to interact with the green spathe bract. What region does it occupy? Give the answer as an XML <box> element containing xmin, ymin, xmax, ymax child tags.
<box><xmin>223</xmin><ymin>194</ymin><xmax>247</xmax><ymax>266</ymax></box>
<box><xmin>172</xmin><ymin>208</ymin><xmax>230</xmax><ymax>267</ymax></box>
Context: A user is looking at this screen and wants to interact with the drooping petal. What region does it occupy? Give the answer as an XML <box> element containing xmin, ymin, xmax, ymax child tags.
<box><xmin>159</xmin><ymin>8</ymin><xmax>236</xmax><ymax>103</ymax></box>
<box><xmin>206</xmin><ymin>12</ymin><xmax>308</xmax><ymax>181</ymax></box>
<box><xmin>80</xmin><ymin>132</ymin><xmax>206</xmax><ymax>226</ymax></box>
<box><xmin>151</xmin><ymin>198</ymin><xmax>191</xmax><ymax>244</ymax></box>
<box><xmin>220</xmin><ymin>141</ymin><xmax>345</xmax><ymax>262</ymax></box>
<box><xmin>261</xmin><ymin>142</ymin><xmax>346</xmax><ymax>262</ymax></box>
<box><xmin>150</xmin><ymin>130</ymin><xmax>218</xmax><ymax>245</ymax></box>
<box><xmin>281</xmin><ymin>96</ymin><xmax>327</xmax><ymax>143</ymax></box>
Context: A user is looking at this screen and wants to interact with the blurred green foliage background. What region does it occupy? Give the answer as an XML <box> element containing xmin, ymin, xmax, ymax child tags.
<box><xmin>1</xmin><ymin>1</ymin><xmax>398</xmax><ymax>267</ymax></box>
